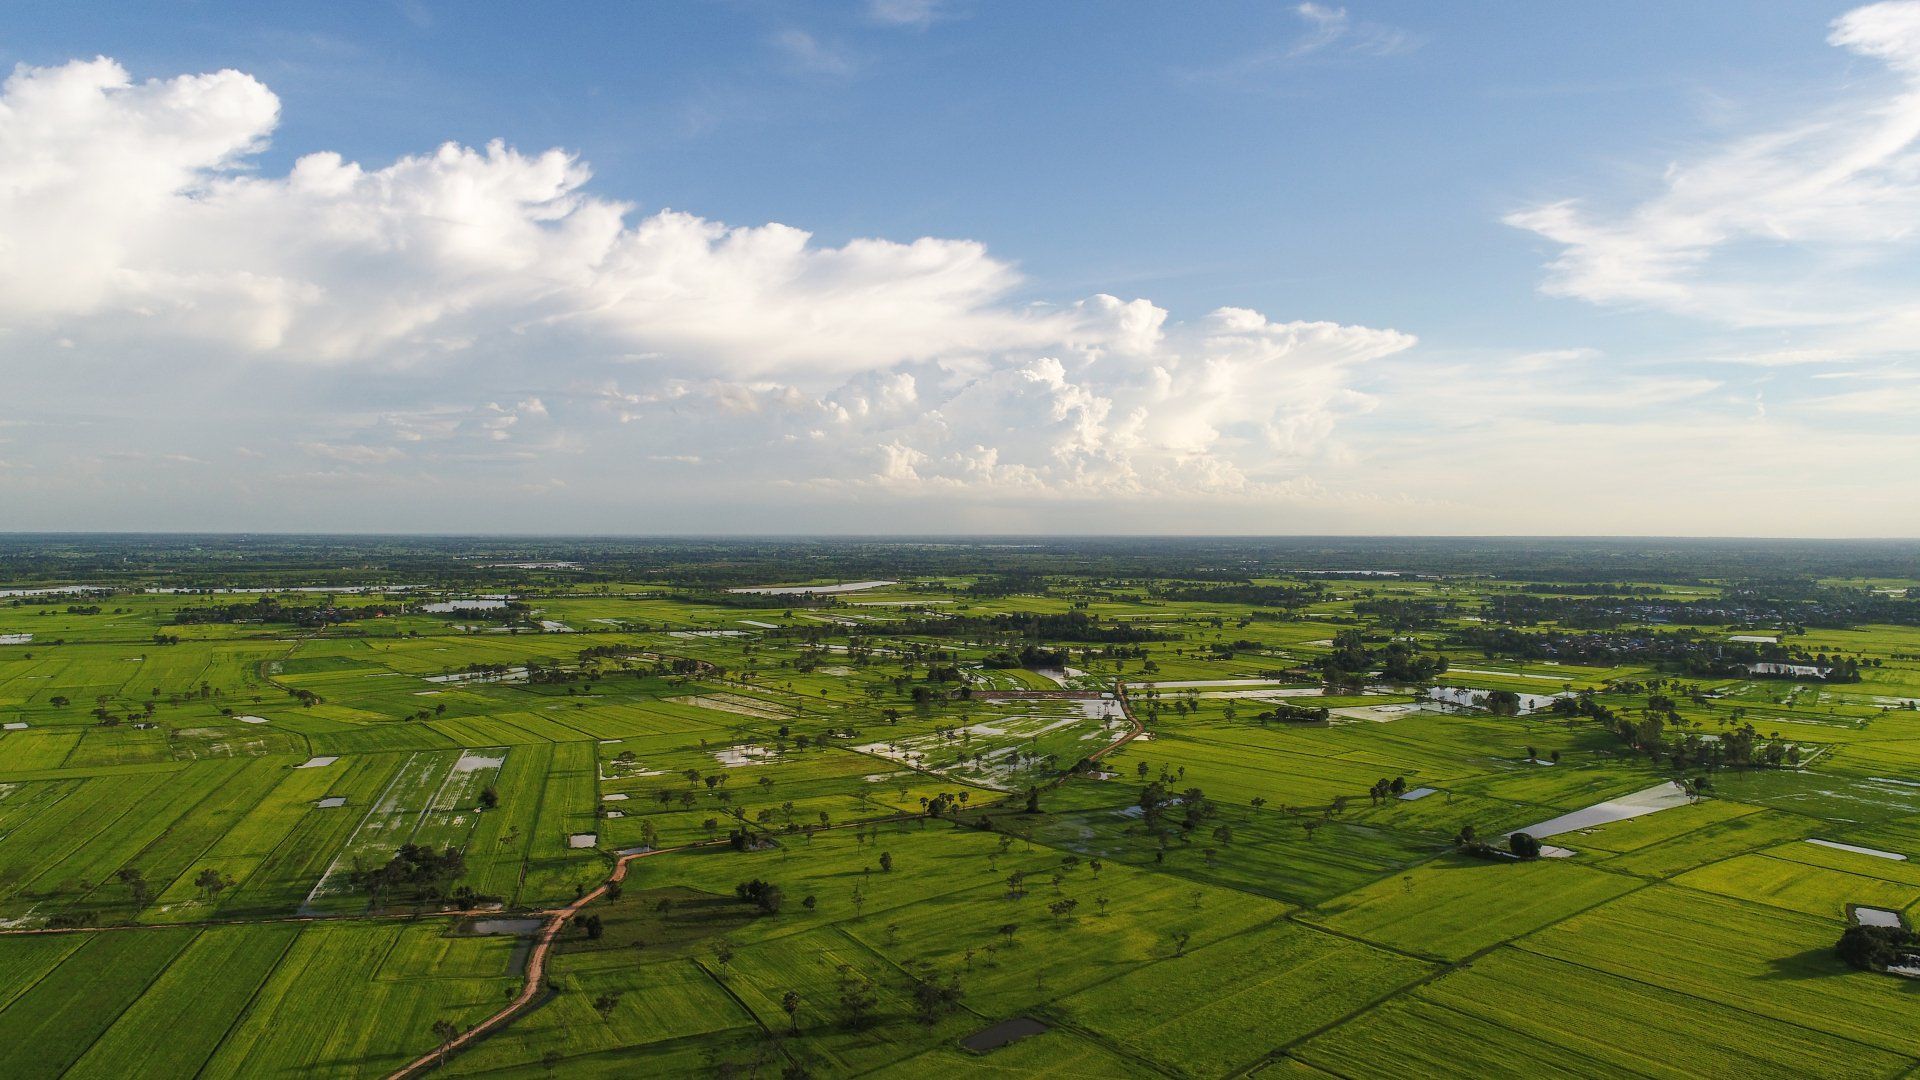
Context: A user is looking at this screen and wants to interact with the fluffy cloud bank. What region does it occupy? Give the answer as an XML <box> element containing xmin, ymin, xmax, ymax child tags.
<box><xmin>599</xmin><ymin>305</ymin><xmax>1408</xmax><ymax>496</ymax></box>
<box><xmin>0</xmin><ymin>56</ymin><xmax>1048</xmax><ymax>375</ymax></box>
<box><xmin>0</xmin><ymin>54</ymin><xmax>1412</xmax><ymax>501</ymax></box>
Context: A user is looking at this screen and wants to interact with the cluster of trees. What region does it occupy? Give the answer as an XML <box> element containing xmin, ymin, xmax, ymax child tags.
<box><xmin>1256</xmin><ymin>701</ymin><xmax>1331</xmax><ymax>723</ymax></box>
<box><xmin>1365</xmin><ymin>776</ymin><xmax>1410</xmax><ymax>804</ymax></box>
<box><xmin>1837</xmin><ymin>923</ymin><xmax>1918</xmax><ymax>971</ymax></box>
<box><xmin>901</xmin><ymin>610</ymin><xmax>1168</xmax><ymax>646</ymax></box>
<box><xmin>1152</xmin><ymin>582</ymin><xmax>1324</xmax><ymax>609</ymax></box>
<box><xmin>1545</xmin><ymin>692</ymin><xmax>1616</xmax><ymax>723</ymax></box>
<box><xmin>1350</xmin><ymin>598</ymin><xmax>1463</xmax><ymax>630</ymax></box>
<box><xmin>350</xmin><ymin>844</ymin><xmax>469</xmax><ymax>907</ymax></box>
<box><xmin>1137</xmin><ymin>781</ymin><xmax>1215</xmax><ymax>834</ymax></box>
<box><xmin>173</xmin><ymin>597</ymin><xmax>393</xmax><ymax>627</ymax></box>
<box><xmin>965</xmin><ymin>571</ymin><xmax>1050</xmax><ymax>598</ymax></box>
<box><xmin>1453</xmin><ymin>824</ymin><xmax>1542</xmax><ymax>861</ymax></box>
<box><xmin>982</xmin><ymin>645</ymin><xmax>1068</xmax><ymax>670</ymax></box>
<box><xmin>734</xmin><ymin>878</ymin><xmax>784</xmax><ymax>914</ymax></box>
<box><xmin>1320</xmin><ymin>630</ymin><xmax>1450</xmax><ymax>687</ymax></box>
<box><xmin>1604</xmin><ymin>700</ymin><xmax>1800</xmax><ymax>770</ymax></box>
<box><xmin>523</xmin><ymin>661</ymin><xmax>597</xmax><ymax>685</ymax></box>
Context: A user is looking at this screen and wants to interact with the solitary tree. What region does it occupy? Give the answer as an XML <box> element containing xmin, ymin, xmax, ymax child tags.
<box><xmin>431</xmin><ymin>1018</ymin><xmax>461</xmax><ymax>1050</ymax></box>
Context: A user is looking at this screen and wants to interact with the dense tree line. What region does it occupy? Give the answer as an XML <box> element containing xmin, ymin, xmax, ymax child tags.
<box><xmin>1449</xmin><ymin>625</ymin><xmax>1865</xmax><ymax>680</ymax></box>
<box><xmin>1151</xmin><ymin>583</ymin><xmax>1324</xmax><ymax>609</ymax></box>
<box><xmin>1479</xmin><ymin>584</ymin><xmax>1920</xmax><ymax>630</ymax></box>
<box><xmin>171</xmin><ymin>597</ymin><xmax>396</xmax><ymax>627</ymax></box>
<box><xmin>898</xmin><ymin>609</ymin><xmax>1169</xmax><ymax>645</ymax></box>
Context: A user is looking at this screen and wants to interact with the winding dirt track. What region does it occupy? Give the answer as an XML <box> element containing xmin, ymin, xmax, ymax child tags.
<box><xmin>387</xmin><ymin>680</ymin><xmax>1143</xmax><ymax>1078</ymax></box>
<box><xmin>387</xmin><ymin>842</ymin><xmax>699</xmax><ymax>1079</ymax></box>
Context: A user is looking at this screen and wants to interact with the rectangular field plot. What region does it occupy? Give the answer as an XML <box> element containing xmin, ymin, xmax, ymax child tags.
<box><xmin>0</xmin><ymin>769</ymin><xmax>179</xmax><ymax>915</ymax></box>
<box><xmin>1517</xmin><ymin>885</ymin><xmax>1920</xmax><ymax>1058</ymax></box>
<box><xmin>1599</xmin><ymin>807</ymin><xmax>1820</xmax><ymax>878</ymax></box>
<box><xmin>1672</xmin><ymin>851</ymin><xmax>1920</xmax><ymax>920</ymax></box>
<box><xmin>65</xmin><ymin>923</ymin><xmax>301</xmax><ymax>1078</ymax></box>
<box><xmin>0</xmin><ymin>731</ymin><xmax>80</xmax><ymax>770</ymax></box>
<box><xmin>853</xmin><ymin>699</ymin><xmax>1129</xmax><ymax>791</ymax></box>
<box><xmin>0</xmin><ymin>926</ymin><xmax>199</xmax><ymax>1077</ymax></box>
<box><xmin>1550</xmin><ymin>795</ymin><xmax>1763</xmax><ymax>854</ymax></box>
<box><xmin>1311</xmin><ymin>857</ymin><xmax>1642</xmax><ymax>961</ymax></box>
<box><xmin>516</xmin><ymin>739</ymin><xmax>605</xmax><ymax>906</ymax></box>
<box><xmin>449</xmin><ymin>957</ymin><xmax>760</xmax><ymax>1075</ymax></box>
<box><xmin>1311</xmin><ymin>947</ymin><xmax>1915</xmax><ymax>1079</ymax></box>
<box><xmin>298</xmin><ymin>747</ymin><xmax>509</xmax><ymax>913</ymax></box>
<box><xmin>876</xmin><ymin>1027</ymin><xmax>1156</xmax><ymax>1079</ymax></box>
<box><xmin>145</xmin><ymin>757</ymin><xmax>369</xmax><ymax>919</ymax></box>
<box><xmin>1294</xmin><ymin>993</ymin><xmax>1656</xmax><ymax>1079</ymax></box>
<box><xmin>196</xmin><ymin>921</ymin><xmax>518</xmax><ymax>1079</ymax></box>
<box><xmin>1055</xmin><ymin>920</ymin><xmax>1434</xmax><ymax>1077</ymax></box>
<box><xmin>1028</xmin><ymin>807</ymin><xmax>1441</xmax><ymax>907</ymax></box>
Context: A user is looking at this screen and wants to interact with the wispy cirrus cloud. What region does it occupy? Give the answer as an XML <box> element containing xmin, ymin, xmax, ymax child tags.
<box><xmin>865</xmin><ymin>0</ymin><xmax>950</xmax><ymax>30</ymax></box>
<box><xmin>1508</xmin><ymin>0</ymin><xmax>1920</xmax><ymax>363</ymax></box>
<box><xmin>1180</xmin><ymin>3</ymin><xmax>1418</xmax><ymax>86</ymax></box>
<box><xmin>1289</xmin><ymin>3</ymin><xmax>1415</xmax><ymax>59</ymax></box>
<box><xmin>771</xmin><ymin>29</ymin><xmax>854</xmax><ymax>76</ymax></box>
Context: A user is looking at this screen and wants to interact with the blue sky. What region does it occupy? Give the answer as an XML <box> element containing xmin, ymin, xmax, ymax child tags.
<box><xmin>2</xmin><ymin>1</ymin><xmax>1917</xmax><ymax>534</ymax></box>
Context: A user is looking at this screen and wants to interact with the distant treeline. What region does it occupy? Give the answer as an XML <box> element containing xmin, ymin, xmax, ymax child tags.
<box><xmin>897</xmin><ymin>610</ymin><xmax>1170</xmax><ymax>645</ymax></box>
<box><xmin>1151</xmin><ymin>583</ymin><xmax>1324</xmax><ymax>609</ymax></box>
<box><xmin>171</xmin><ymin>597</ymin><xmax>396</xmax><ymax>627</ymax></box>
<box><xmin>12</xmin><ymin>535</ymin><xmax>1920</xmax><ymax>589</ymax></box>
<box><xmin>1451</xmin><ymin>625</ymin><xmax>1867</xmax><ymax>680</ymax></box>
<box><xmin>1481</xmin><ymin>585</ymin><xmax>1920</xmax><ymax>630</ymax></box>
<box><xmin>1349</xmin><ymin>598</ymin><xmax>1463</xmax><ymax>630</ymax></box>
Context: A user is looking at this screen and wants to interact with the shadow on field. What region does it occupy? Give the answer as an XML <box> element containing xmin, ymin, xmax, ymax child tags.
<box><xmin>1761</xmin><ymin>945</ymin><xmax>1847</xmax><ymax>980</ymax></box>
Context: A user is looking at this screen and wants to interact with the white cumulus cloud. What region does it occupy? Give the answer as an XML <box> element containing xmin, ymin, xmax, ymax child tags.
<box><xmin>0</xmin><ymin>53</ymin><xmax>1417</xmax><ymax>520</ymax></box>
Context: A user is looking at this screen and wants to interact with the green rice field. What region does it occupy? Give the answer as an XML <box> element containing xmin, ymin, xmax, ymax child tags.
<box><xmin>5</xmin><ymin>538</ymin><xmax>1920</xmax><ymax>1077</ymax></box>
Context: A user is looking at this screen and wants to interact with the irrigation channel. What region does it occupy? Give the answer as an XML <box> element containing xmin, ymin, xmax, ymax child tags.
<box><xmin>388</xmin><ymin>681</ymin><xmax>1144</xmax><ymax>1077</ymax></box>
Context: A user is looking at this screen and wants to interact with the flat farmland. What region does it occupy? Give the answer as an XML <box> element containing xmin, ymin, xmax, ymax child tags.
<box><xmin>5</xmin><ymin>554</ymin><xmax>1920</xmax><ymax>1078</ymax></box>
